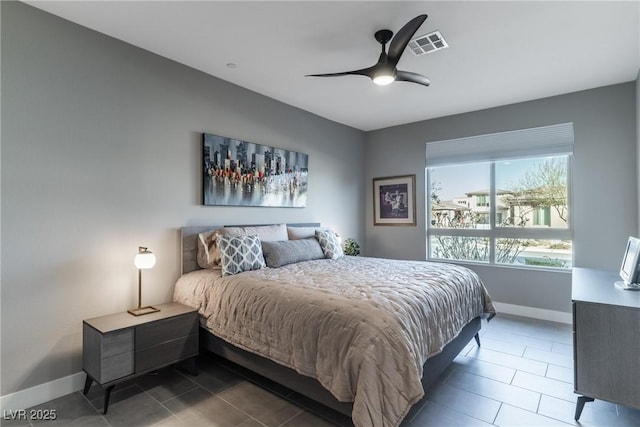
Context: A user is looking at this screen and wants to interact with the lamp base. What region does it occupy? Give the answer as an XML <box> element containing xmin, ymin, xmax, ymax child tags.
<box><xmin>127</xmin><ymin>306</ymin><xmax>160</xmax><ymax>316</ymax></box>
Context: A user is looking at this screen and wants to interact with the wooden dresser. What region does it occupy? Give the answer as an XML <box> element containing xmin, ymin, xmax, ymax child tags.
<box><xmin>572</xmin><ymin>268</ymin><xmax>640</xmax><ymax>420</ymax></box>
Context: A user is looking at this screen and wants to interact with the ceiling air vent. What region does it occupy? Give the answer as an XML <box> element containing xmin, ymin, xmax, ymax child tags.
<box><xmin>408</xmin><ymin>30</ymin><xmax>448</xmax><ymax>56</ymax></box>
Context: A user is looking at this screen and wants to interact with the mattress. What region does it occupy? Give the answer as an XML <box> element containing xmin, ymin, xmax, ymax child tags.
<box><xmin>173</xmin><ymin>256</ymin><xmax>495</xmax><ymax>427</ymax></box>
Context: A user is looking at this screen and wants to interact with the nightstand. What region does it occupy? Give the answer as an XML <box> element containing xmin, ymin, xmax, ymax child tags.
<box><xmin>82</xmin><ymin>302</ymin><xmax>199</xmax><ymax>414</ymax></box>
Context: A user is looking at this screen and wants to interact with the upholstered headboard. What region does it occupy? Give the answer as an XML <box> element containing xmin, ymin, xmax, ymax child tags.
<box><xmin>181</xmin><ymin>223</ymin><xmax>321</xmax><ymax>274</ymax></box>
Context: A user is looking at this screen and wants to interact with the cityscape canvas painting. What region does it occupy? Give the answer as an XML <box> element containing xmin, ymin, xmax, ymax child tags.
<box><xmin>202</xmin><ymin>133</ymin><xmax>309</xmax><ymax>207</ymax></box>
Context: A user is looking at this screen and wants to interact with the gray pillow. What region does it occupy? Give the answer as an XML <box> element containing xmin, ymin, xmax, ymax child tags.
<box><xmin>261</xmin><ymin>238</ymin><xmax>325</xmax><ymax>268</ymax></box>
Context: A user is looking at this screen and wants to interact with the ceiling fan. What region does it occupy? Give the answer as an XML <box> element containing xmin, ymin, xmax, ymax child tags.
<box><xmin>307</xmin><ymin>14</ymin><xmax>430</xmax><ymax>87</ymax></box>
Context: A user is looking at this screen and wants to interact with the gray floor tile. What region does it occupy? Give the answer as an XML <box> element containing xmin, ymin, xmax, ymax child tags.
<box><xmin>545</xmin><ymin>364</ymin><xmax>573</xmax><ymax>384</ymax></box>
<box><xmin>134</xmin><ymin>369</ymin><xmax>200</xmax><ymax>403</ymax></box>
<box><xmin>459</xmin><ymin>342</ymin><xmax>475</xmax><ymax>357</ymax></box>
<box><xmin>532</xmin><ymin>328</ymin><xmax>573</xmax><ymax>346</ymax></box>
<box><xmin>280</xmin><ymin>411</ymin><xmax>338</xmax><ymax>427</ymax></box>
<box><xmin>511</xmin><ymin>371</ymin><xmax>576</xmax><ymax>403</ymax></box>
<box><xmin>162</xmin><ymin>387</ymin><xmax>251</xmax><ymax>426</ymax></box>
<box><xmin>148</xmin><ymin>415</ymin><xmax>193</xmax><ymax>426</ymax></box>
<box><xmin>537</xmin><ymin>395</ymin><xmax>626</xmax><ymax>426</ymax></box>
<box><xmin>550</xmin><ymin>342</ymin><xmax>572</xmax><ymax>356</ymax></box>
<box><xmin>216</xmin><ymin>381</ymin><xmax>303</xmax><ymax>427</ymax></box>
<box><xmin>427</xmin><ymin>382</ymin><xmax>501</xmax><ymax>423</ymax></box>
<box><xmin>478</xmin><ymin>337</ymin><xmax>526</xmax><ymax>357</ymax></box>
<box><xmin>465</xmin><ymin>346</ymin><xmax>548</xmax><ymax>375</ymax></box>
<box><xmin>188</xmin><ymin>358</ymin><xmax>246</xmax><ymax>395</ymax></box>
<box><xmin>100</xmin><ymin>388</ymin><xmax>173</xmax><ymax>427</ymax></box>
<box><xmin>213</xmin><ymin>358</ymin><xmax>296</xmax><ymax>400</ymax></box>
<box><xmin>407</xmin><ymin>401</ymin><xmax>493</xmax><ymax>427</ymax></box>
<box><xmin>284</xmin><ymin>392</ymin><xmax>352</xmax><ymax>427</ymax></box>
<box><xmin>88</xmin><ymin>384</ymin><xmax>143</xmax><ymax>413</ymax></box>
<box><xmin>452</xmin><ymin>355</ymin><xmax>517</xmax><ymax>384</ymax></box>
<box><xmin>83</xmin><ymin>378</ymin><xmax>138</xmax><ymax>402</ymax></box>
<box><xmin>522</xmin><ymin>347</ymin><xmax>572</xmax><ymax>369</ymax></box>
<box><xmin>616</xmin><ymin>404</ymin><xmax>640</xmax><ymax>425</ymax></box>
<box><xmin>494</xmin><ymin>404</ymin><xmax>571</xmax><ymax>426</ymax></box>
<box><xmin>27</xmin><ymin>392</ymin><xmax>108</xmax><ymax>427</ymax></box>
<box><xmin>482</xmin><ymin>329</ymin><xmax>553</xmax><ymax>351</ymax></box>
<box><xmin>445</xmin><ymin>370</ymin><xmax>541</xmax><ymax>412</ymax></box>
<box><xmin>0</xmin><ymin>415</ymin><xmax>32</xmax><ymax>427</ymax></box>
<box><xmin>488</xmin><ymin>316</ymin><xmax>571</xmax><ymax>345</ymax></box>
<box><xmin>236</xmin><ymin>418</ymin><xmax>267</xmax><ymax>427</ymax></box>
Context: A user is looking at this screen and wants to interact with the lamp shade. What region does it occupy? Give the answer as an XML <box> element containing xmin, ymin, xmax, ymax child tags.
<box><xmin>134</xmin><ymin>247</ymin><xmax>156</xmax><ymax>269</ymax></box>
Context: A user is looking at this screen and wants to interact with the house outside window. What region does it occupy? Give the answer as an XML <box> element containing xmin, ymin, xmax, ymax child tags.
<box><xmin>426</xmin><ymin>124</ymin><xmax>574</xmax><ymax>270</ymax></box>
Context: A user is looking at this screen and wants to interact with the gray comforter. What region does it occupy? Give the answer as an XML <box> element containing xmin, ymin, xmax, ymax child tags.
<box><xmin>173</xmin><ymin>256</ymin><xmax>495</xmax><ymax>427</ymax></box>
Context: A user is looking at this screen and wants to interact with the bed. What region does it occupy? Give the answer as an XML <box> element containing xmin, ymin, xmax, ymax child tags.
<box><xmin>173</xmin><ymin>223</ymin><xmax>495</xmax><ymax>427</ymax></box>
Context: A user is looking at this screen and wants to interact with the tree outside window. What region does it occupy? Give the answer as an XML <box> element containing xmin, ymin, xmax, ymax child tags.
<box><xmin>428</xmin><ymin>155</ymin><xmax>572</xmax><ymax>269</ymax></box>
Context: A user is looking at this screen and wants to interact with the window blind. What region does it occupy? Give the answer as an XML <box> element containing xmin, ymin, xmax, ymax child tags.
<box><xmin>426</xmin><ymin>122</ymin><xmax>574</xmax><ymax>167</ymax></box>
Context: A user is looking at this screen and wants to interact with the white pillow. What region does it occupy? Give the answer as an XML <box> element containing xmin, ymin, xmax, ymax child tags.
<box><xmin>197</xmin><ymin>229</ymin><xmax>224</xmax><ymax>269</ymax></box>
<box><xmin>287</xmin><ymin>226</ymin><xmax>329</xmax><ymax>240</ymax></box>
<box><xmin>224</xmin><ymin>224</ymin><xmax>288</xmax><ymax>242</ymax></box>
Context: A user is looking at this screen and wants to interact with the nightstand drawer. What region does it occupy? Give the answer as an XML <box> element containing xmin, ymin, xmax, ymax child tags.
<box><xmin>102</xmin><ymin>329</ymin><xmax>134</xmax><ymax>358</ymax></box>
<box><xmin>101</xmin><ymin>352</ymin><xmax>134</xmax><ymax>383</ymax></box>
<box><xmin>135</xmin><ymin>333</ymin><xmax>198</xmax><ymax>373</ymax></box>
<box><xmin>135</xmin><ymin>312</ymin><xmax>198</xmax><ymax>350</ymax></box>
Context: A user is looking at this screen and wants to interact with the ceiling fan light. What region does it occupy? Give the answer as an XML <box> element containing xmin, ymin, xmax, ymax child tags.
<box><xmin>373</xmin><ymin>74</ymin><xmax>395</xmax><ymax>85</ymax></box>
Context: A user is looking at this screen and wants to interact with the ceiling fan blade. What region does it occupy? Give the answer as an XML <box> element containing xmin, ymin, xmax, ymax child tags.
<box><xmin>387</xmin><ymin>14</ymin><xmax>428</xmax><ymax>67</ymax></box>
<box><xmin>396</xmin><ymin>70</ymin><xmax>430</xmax><ymax>86</ymax></box>
<box><xmin>306</xmin><ymin>66</ymin><xmax>376</xmax><ymax>79</ymax></box>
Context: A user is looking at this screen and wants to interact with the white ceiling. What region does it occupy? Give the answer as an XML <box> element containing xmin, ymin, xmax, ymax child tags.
<box><xmin>25</xmin><ymin>1</ymin><xmax>640</xmax><ymax>131</ymax></box>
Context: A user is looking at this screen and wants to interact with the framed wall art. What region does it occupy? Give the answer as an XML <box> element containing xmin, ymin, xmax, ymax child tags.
<box><xmin>202</xmin><ymin>133</ymin><xmax>309</xmax><ymax>207</ymax></box>
<box><xmin>373</xmin><ymin>175</ymin><xmax>416</xmax><ymax>226</ymax></box>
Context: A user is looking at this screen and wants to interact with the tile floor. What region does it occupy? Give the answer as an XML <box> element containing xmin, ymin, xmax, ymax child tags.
<box><xmin>5</xmin><ymin>314</ymin><xmax>640</xmax><ymax>427</ymax></box>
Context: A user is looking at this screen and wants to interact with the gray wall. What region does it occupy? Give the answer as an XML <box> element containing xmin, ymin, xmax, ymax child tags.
<box><xmin>1</xmin><ymin>2</ymin><xmax>365</xmax><ymax>396</ymax></box>
<box><xmin>637</xmin><ymin>71</ymin><xmax>640</xmax><ymax>236</ymax></box>
<box><xmin>365</xmin><ymin>82</ymin><xmax>638</xmax><ymax>313</ymax></box>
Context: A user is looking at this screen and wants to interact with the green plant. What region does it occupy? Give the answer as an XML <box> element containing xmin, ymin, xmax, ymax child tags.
<box><xmin>524</xmin><ymin>256</ymin><xmax>567</xmax><ymax>268</ymax></box>
<box><xmin>343</xmin><ymin>238</ymin><xmax>360</xmax><ymax>256</ymax></box>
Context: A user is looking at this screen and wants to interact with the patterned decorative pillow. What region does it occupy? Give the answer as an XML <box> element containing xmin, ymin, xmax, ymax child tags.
<box><xmin>217</xmin><ymin>234</ymin><xmax>266</xmax><ymax>276</ymax></box>
<box><xmin>315</xmin><ymin>229</ymin><xmax>344</xmax><ymax>260</ymax></box>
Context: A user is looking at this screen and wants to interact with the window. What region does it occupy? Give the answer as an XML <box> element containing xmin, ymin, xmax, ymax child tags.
<box><xmin>426</xmin><ymin>124</ymin><xmax>573</xmax><ymax>270</ymax></box>
<box><xmin>476</xmin><ymin>194</ymin><xmax>489</xmax><ymax>207</ymax></box>
<box><xmin>533</xmin><ymin>207</ymin><xmax>551</xmax><ymax>226</ymax></box>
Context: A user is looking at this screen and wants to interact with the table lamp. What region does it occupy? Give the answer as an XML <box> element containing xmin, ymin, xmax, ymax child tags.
<box><xmin>128</xmin><ymin>246</ymin><xmax>160</xmax><ymax>316</ymax></box>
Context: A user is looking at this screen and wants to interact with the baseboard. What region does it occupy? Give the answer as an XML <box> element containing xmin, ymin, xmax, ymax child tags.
<box><xmin>493</xmin><ymin>301</ymin><xmax>572</xmax><ymax>324</ymax></box>
<box><xmin>0</xmin><ymin>372</ymin><xmax>85</xmax><ymax>411</ymax></box>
